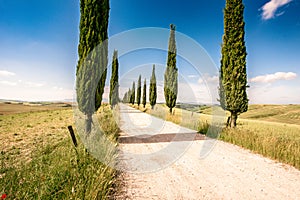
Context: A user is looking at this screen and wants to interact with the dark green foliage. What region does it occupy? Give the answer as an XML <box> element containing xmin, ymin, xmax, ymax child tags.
<box><xmin>76</xmin><ymin>0</ymin><xmax>110</xmax><ymax>133</ymax></box>
<box><xmin>122</xmin><ymin>91</ymin><xmax>128</xmax><ymax>103</ymax></box>
<box><xmin>164</xmin><ymin>24</ymin><xmax>178</xmax><ymax>114</ymax></box>
<box><xmin>149</xmin><ymin>65</ymin><xmax>157</xmax><ymax>109</ymax></box>
<box><xmin>122</xmin><ymin>88</ymin><xmax>132</xmax><ymax>103</ymax></box>
<box><xmin>142</xmin><ymin>78</ymin><xmax>147</xmax><ymax>108</ymax></box>
<box><xmin>130</xmin><ymin>82</ymin><xmax>135</xmax><ymax>105</ymax></box>
<box><xmin>136</xmin><ymin>75</ymin><xmax>142</xmax><ymax>106</ymax></box>
<box><xmin>109</xmin><ymin>50</ymin><xmax>119</xmax><ymax>108</ymax></box>
<box><xmin>127</xmin><ymin>88</ymin><xmax>131</xmax><ymax>103</ymax></box>
<box><xmin>219</xmin><ymin>0</ymin><xmax>248</xmax><ymax>128</ymax></box>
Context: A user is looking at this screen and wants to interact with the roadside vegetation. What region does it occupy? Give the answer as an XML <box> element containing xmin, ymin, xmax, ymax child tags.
<box><xmin>131</xmin><ymin>103</ymin><xmax>300</xmax><ymax>170</ymax></box>
<box><xmin>0</xmin><ymin>103</ymin><xmax>119</xmax><ymax>199</ymax></box>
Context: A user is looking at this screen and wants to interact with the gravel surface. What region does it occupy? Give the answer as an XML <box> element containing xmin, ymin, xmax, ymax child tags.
<box><xmin>117</xmin><ymin>104</ymin><xmax>300</xmax><ymax>200</ymax></box>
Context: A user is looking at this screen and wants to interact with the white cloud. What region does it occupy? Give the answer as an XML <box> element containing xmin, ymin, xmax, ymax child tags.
<box><xmin>0</xmin><ymin>80</ymin><xmax>17</xmax><ymax>86</ymax></box>
<box><xmin>0</xmin><ymin>70</ymin><xmax>15</xmax><ymax>77</ymax></box>
<box><xmin>15</xmin><ymin>80</ymin><xmax>45</xmax><ymax>88</ymax></box>
<box><xmin>261</xmin><ymin>0</ymin><xmax>292</xmax><ymax>20</ymax></box>
<box><xmin>188</xmin><ymin>75</ymin><xmax>198</xmax><ymax>78</ymax></box>
<box><xmin>198</xmin><ymin>74</ymin><xmax>218</xmax><ymax>84</ymax></box>
<box><xmin>52</xmin><ymin>86</ymin><xmax>63</xmax><ymax>91</ymax></box>
<box><xmin>249</xmin><ymin>72</ymin><xmax>297</xmax><ymax>83</ymax></box>
<box><xmin>248</xmin><ymin>84</ymin><xmax>300</xmax><ymax>104</ymax></box>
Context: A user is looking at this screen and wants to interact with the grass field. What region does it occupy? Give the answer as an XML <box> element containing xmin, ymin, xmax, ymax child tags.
<box><xmin>132</xmin><ymin>103</ymin><xmax>300</xmax><ymax>170</ymax></box>
<box><xmin>194</xmin><ymin>104</ymin><xmax>300</xmax><ymax>125</ymax></box>
<box><xmin>0</xmin><ymin>103</ymin><xmax>119</xmax><ymax>199</ymax></box>
<box><xmin>0</xmin><ymin>102</ymin><xmax>72</xmax><ymax>115</ymax></box>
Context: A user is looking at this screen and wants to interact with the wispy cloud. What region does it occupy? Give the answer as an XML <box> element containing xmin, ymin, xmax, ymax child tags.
<box><xmin>261</xmin><ymin>0</ymin><xmax>292</xmax><ymax>20</ymax></box>
<box><xmin>188</xmin><ymin>75</ymin><xmax>198</xmax><ymax>78</ymax></box>
<box><xmin>198</xmin><ymin>74</ymin><xmax>218</xmax><ymax>84</ymax></box>
<box><xmin>52</xmin><ymin>86</ymin><xmax>63</xmax><ymax>91</ymax></box>
<box><xmin>250</xmin><ymin>72</ymin><xmax>297</xmax><ymax>83</ymax></box>
<box><xmin>18</xmin><ymin>80</ymin><xmax>45</xmax><ymax>88</ymax></box>
<box><xmin>0</xmin><ymin>70</ymin><xmax>15</xmax><ymax>77</ymax></box>
<box><xmin>248</xmin><ymin>84</ymin><xmax>300</xmax><ymax>104</ymax></box>
<box><xmin>0</xmin><ymin>80</ymin><xmax>17</xmax><ymax>86</ymax></box>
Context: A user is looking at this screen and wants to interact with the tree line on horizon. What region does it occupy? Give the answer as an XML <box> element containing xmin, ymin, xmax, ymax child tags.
<box><xmin>76</xmin><ymin>0</ymin><xmax>248</xmax><ymax>133</ymax></box>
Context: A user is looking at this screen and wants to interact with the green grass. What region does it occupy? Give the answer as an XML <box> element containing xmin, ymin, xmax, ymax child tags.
<box><xmin>131</xmin><ymin>103</ymin><xmax>300</xmax><ymax>170</ymax></box>
<box><xmin>0</xmin><ymin>104</ymin><xmax>120</xmax><ymax>199</ymax></box>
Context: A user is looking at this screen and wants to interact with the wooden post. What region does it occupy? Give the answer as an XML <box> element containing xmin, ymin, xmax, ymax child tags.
<box><xmin>68</xmin><ymin>126</ymin><xmax>78</xmax><ymax>147</ymax></box>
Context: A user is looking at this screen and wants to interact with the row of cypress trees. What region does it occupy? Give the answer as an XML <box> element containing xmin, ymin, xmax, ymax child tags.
<box><xmin>123</xmin><ymin>24</ymin><xmax>178</xmax><ymax>113</ymax></box>
<box><xmin>76</xmin><ymin>0</ymin><xmax>248</xmax><ymax>129</ymax></box>
<box><xmin>123</xmin><ymin>64</ymin><xmax>157</xmax><ymax>109</ymax></box>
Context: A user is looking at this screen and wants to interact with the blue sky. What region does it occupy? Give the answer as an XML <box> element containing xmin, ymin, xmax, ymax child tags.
<box><xmin>0</xmin><ymin>0</ymin><xmax>299</xmax><ymax>103</ymax></box>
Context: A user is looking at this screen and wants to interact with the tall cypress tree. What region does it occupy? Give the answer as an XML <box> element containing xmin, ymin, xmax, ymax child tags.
<box><xmin>130</xmin><ymin>82</ymin><xmax>135</xmax><ymax>105</ymax></box>
<box><xmin>219</xmin><ymin>0</ymin><xmax>248</xmax><ymax>128</ymax></box>
<box><xmin>127</xmin><ymin>88</ymin><xmax>131</xmax><ymax>104</ymax></box>
<box><xmin>109</xmin><ymin>50</ymin><xmax>119</xmax><ymax>108</ymax></box>
<box><xmin>136</xmin><ymin>75</ymin><xmax>142</xmax><ymax>106</ymax></box>
<box><xmin>142</xmin><ymin>78</ymin><xmax>147</xmax><ymax>108</ymax></box>
<box><xmin>164</xmin><ymin>24</ymin><xmax>178</xmax><ymax>114</ymax></box>
<box><xmin>76</xmin><ymin>0</ymin><xmax>109</xmax><ymax>133</ymax></box>
<box><xmin>149</xmin><ymin>64</ymin><xmax>157</xmax><ymax>109</ymax></box>
<box><xmin>122</xmin><ymin>91</ymin><xmax>128</xmax><ymax>103</ymax></box>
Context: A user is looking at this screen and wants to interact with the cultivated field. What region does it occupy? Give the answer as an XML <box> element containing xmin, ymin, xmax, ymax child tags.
<box><xmin>0</xmin><ymin>103</ymin><xmax>119</xmax><ymax>199</ymax></box>
<box><xmin>0</xmin><ymin>101</ymin><xmax>72</xmax><ymax>115</ymax></box>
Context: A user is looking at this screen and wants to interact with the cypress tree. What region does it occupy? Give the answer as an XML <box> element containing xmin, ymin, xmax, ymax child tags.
<box><xmin>122</xmin><ymin>92</ymin><xmax>128</xmax><ymax>103</ymax></box>
<box><xmin>109</xmin><ymin>50</ymin><xmax>119</xmax><ymax>108</ymax></box>
<box><xmin>164</xmin><ymin>24</ymin><xmax>178</xmax><ymax>114</ymax></box>
<box><xmin>76</xmin><ymin>0</ymin><xmax>109</xmax><ymax>133</ymax></box>
<box><xmin>142</xmin><ymin>78</ymin><xmax>147</xmax><ymax>108</ymax></box>
<box><xmin>130</xmin><ymin>82</ymin><xmax>135</xmax><ymax>105</ymax></box>
<box><xmin>219</xmin><ymin>0</ymin><xmax>248</xmax><ymax>128</ymax></box>
<box><xmin>127</xmin><ymin>88</ymin><xmax>131</xmax><ymax>104</ymax></box>
<box><xmin>149</xmin><ymin>64</ymin><xmax>157</xmax><ymax>109</ymax></box>
<box><xmin>136</xmin><ymin>75</ymin><xmax>142</xmax><ymax>106</ymax></box>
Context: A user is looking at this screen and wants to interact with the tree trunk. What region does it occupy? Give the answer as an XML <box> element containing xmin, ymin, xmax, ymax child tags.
<box><xmin>226</xmin><ymin>116</ymin><xmax>231</xmax><ymax>127</ymax></box>
<box><xmin>85</xmin><ymin>114</ymin><xmax>92</xmax><ymax>134</ymax></box>
<box><xmin>151</xmin><ymin>105</ymin><xmax>154</xmax><ymax>110</ymax></box>
<box><xmin>230</xmin><ymin>112</ymin><xmax>237</xmax><ymax>128</ymax></box>
<box><xmin>169</xmin><ymin>107</ymin><xmax>172</xmax><ymax>114</ymax></box>
<box><xmin>143</xmin><ymin>104</ymin><xmax>145</xmax><ymax>108</ymax></box>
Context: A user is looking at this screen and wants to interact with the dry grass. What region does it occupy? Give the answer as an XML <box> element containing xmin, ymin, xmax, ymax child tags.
<box><xmin>0</xmin><ymin>102</ymin><xmax>72</xmax><ymax>115</ymax></box>
<box><xmin>131</xmin><ymin>103</ymin><xmax>223</xmax><ymax>138</ymax></box>
<box><xmin>197</xmin><ymin>104</ymin><xmax>300</xmax><ymax>125</ymax></box>
<box><xmin>0</xmin><ymin>104</ymin><xmax>119</xmax><ymax>199</ymax></box>
<box><xmin>130</xmin><ymin>103</ymin><xmax>300</xmax><ymax>169</ymax></box>
<box><xmin>0</xmin><ymin>108</ymin><xmax>73</xmax><ymax>166</ymax></box>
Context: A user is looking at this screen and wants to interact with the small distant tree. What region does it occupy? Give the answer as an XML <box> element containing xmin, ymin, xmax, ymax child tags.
<box><xmin>122</xmin><ymin>91</ymin><xmax>128</xmax><ymax>103</ymax></box>
<box><xmin>76</xmin><ymin>0</ymin><xmax>109</xmax><ymax>133</ymax></box>
<box><xmin>164</xmin><ymin>24</ymin><xmax>178</xmax><ymax>114</ymax></box>
<box><xmin>136</xmin><ymin>75</ymin><xmax>142</xmax><ymax>106</ymax></box>
<box><xmin>142</xmin><ymin>78</ymin><xmax>147</xmax><ymax>108</ymax></box>
<box><xmin>149</xmin><ymin>64</ymin><xmax>157</xmax><ymax>109</ymax></box>
<box><xmin>130</xmin><ymin>82</ymin><xmax>135</xmax><ymax>105</ymax></box>
<box><xmin>127</xmin><ymin>88</ymin><xmax>131</xmax><ymax>103</ymax></box>
<box><xmin>219</xmin><ymin>0</ymin><xmax>248</xmax><ymax>128</ymax></box>
<box><xmin>109</xmin><ymin>50</ymin><xmax>119</xmax><ymax>108</ymax></box>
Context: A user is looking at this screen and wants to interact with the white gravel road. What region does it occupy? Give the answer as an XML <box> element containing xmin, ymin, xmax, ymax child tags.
<box><xmin>117</xmin><ymin>104</ymin><xmax>300</xmax><ymax>200</ymax></box>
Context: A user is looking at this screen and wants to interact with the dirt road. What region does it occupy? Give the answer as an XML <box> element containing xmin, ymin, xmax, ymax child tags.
<box><xmin>117</xmin><ymin>104</ymin><xmax>300</xmax><ymax>199</ymax></box>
